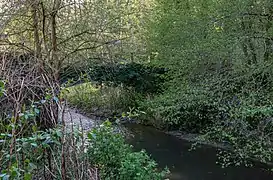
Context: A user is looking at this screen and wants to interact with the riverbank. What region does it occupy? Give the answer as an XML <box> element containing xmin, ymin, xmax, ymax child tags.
<box><xmin>63</xmin><ymin>107</ymin><xmax>273</xmax><ymax>170</ymax></box>
<box><xmin>127</xmin><ymin>123</ymin><xmax>273</xmax><ymax>180</ymax></box>
<box><xmin>61</xmin><ymin>105</ymin><xmax>273</xmax><ymax>179</ymax></box>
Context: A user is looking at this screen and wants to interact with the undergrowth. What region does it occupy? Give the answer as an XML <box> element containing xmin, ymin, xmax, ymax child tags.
<box><xmin>88</xmin><ymin>121</ymin><xmax>169</xmax><ymax>180</ymax></box>
<box><xmin>0</xmin><ymin>79</ymin><xmax>168</xmax><ymax>180</ymax></box>
<box><xmin>0</xmin><ymin>119</ymin><xmax>169</xmax><ymax>179</ymax></box>
<box><xmin>62</xmin><ymin>82</ymin><xmax>141</xmax><ymax>117</ymax></box>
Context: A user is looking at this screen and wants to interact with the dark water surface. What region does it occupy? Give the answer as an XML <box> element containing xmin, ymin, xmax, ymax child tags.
<box><xmin>126</xmin><ymin>124</ymin><xmax>273</xmax><ymax>180</ymax></box>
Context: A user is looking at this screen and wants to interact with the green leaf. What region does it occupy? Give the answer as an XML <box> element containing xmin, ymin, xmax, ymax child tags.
<box><xmin>30</xmin><ymin>143</ymin><xmax>38</xmax><ymax>147</ymax></box>
<box><xmin>24</xmin><ymin>173</ymin><xmax>32</xmax><ymax>180</ymax></box>
<box><xmin>34</xmin><ymin>108</ymin><xmax>40</xmax><ymax>114</ymax></box>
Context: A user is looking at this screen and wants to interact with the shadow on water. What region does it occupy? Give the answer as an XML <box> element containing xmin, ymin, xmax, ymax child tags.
<box><xmin>125</xmin><ymin>124</ymin><xmax>273</xmax><ymax>180</ymax></box>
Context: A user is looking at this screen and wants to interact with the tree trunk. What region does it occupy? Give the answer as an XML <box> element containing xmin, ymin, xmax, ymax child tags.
<box><xmin>51</xmin><ymin>0</ymin><xmax>61</xmax><ymax>82</ymax></box>
<box><xmin>31</xmin><ymin>0</ymin><xmax>42</xmax><ymax>64</ymax></box>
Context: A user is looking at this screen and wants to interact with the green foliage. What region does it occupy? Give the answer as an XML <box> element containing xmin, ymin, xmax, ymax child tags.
<box><xmin>60</xmin><ymin>62</ymin><xmax>166</xmax><ymax>94</ymax></box>
<box><xmin>87</xmin><ymin>121</ymin><xmax>130</xmax><ymax>172</ymax></box>
<box><xmin>0</xmin><ymin>127</ymin><xmax>63</xmax><ymax>179</ymax></box>
<box><xmin>0</xmin><ymin>80</ymin><xmax>4</xmax><ymax>97</ymax></box>
<box><xmin>87</xmin><ymin>62</ymin><xmax>166</xmax><ymax>94</ymax></box>
<box><xmin>119</xmin><ymin>150</ymin><xmax>168</xmax><ymax>180</ymax></box>
<box><xmin>63</xmin><ymin>83</ymin><xmax>141</xmax><ymax>117</ymax></box>
<box><xmin>143</xmin><ymin>64</ymin><xmax>273</xmax><ymax>164</ymax></box>
<box><xmin>140</xmin><ymin>83</ymin><xmax>216</xmax><ymax>131</ymax></box>
<box><xmin>0</xmin><ymin>108</ymin><xmax>169</xmax><ymax>180</ymax></box>
<box><xmin>87</xmin><ymin>121</ymin><xmax>169</xmax><ymax>180</ymax></box>
<box><xmin>143</xmin><ymin>0</ymin><xmax>273</xmax><ymax>167</ymax></box>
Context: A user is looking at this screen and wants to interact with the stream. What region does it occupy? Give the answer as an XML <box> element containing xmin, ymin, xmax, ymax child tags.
<box><xmin>126</xmin><ymin>124</ymin><xmax>273</xmax><ymax>180</ymax></box>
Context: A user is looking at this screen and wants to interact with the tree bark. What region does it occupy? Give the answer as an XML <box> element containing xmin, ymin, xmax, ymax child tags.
<box><xmin>31</xmin><ymin>0</ymin><xmax>42</xmax><ymax>63</ymax></box>
<box><xmin>51</xmin><ymin>0</ymin><xmax>61</xmax><ymax>82</ymax></box>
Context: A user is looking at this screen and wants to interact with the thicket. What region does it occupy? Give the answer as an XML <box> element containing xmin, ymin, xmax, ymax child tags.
<box><xmin>142</xmin><ymin>0</ymin><xmax>273</xmax><ymax>166</ymax></box>
<box><xmin>0</xmin><ymin>107</ymin><xmax>168</xmax><ymax>179</ymax></box>
<box><xmin>88</xmin><ymin>62</ymin><xmax>166</xmax><ymax>94</ymax></box>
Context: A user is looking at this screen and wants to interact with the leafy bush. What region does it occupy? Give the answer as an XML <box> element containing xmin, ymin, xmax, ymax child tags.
<box><xmin>61</xmin><ymin>62</ymin><xmax>166</xmax><ymax>94</ymax></box>
<box><xmin>202</xmin><ymin>68</ymin><xmax>273</xmax><ymax>164</ymax></box>
<box><xmin>141</xmin><ymin>63</ymin><xmax>273</xmax><ymax>165</ymax></box>
<box><xmin>87</xmin><ymin>121</ymin><xmax>169</xmax><ymax>180</ymax></box>
<box><xmin>0</xmin><ymin>127</ymin><xmax>62</xmax><ymax>179</ymax></box>
<box><xmin>88</xmin><ymin>62</ymin><xmax>166</xmax><ymax>94</ymax></box>
<box><xmin>0</xmin><ymin>121</ymin><xmax>99</xmax><ymax>180</ymax></box>
<box><xmin>140</xmin><ymin>82</ymin><xmax>217</xmax><ymax>132</ymax></box>
<box><xmin>119</xmin><ymin>150</ymin><xmax>168</xmax><ymax>180</ymax></box>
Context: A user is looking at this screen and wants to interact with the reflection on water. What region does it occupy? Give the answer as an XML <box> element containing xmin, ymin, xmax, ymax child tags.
<box><xmin>126</xmin><ymin>124</ymin><xmax>273</xmax><ymax>180</ymax></box>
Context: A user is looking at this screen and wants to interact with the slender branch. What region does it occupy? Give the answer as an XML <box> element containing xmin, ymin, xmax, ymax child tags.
<box><xmin>60</xmin><ymin>37</ymin><xmax>128</xmax><ymax>62</ymax></box>
<box><xmin>58</xmin><ymin>30</ymin><xmax>95</xmax><ymax>45</ymax></box>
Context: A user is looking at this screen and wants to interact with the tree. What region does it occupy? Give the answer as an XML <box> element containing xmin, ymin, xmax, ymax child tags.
<box><xmin>145</xmin><ymin>0</ymin><xmax>273</xmax><ymax>166</ymax></box>
<box><xmin>0</xmin><ymin>0</ymin><xmax>152</xmax><ymax>129</ymax></box>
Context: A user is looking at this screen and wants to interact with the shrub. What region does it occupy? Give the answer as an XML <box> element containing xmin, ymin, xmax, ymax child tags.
<box><xmin>0</xmin><ymin>128</ymin><xmax>63</xmax><ymax>179</ymax></box>
<box><xmin>140</xmin><ymin>65</ymin><xmax>273</xmax><ymax>166</ymax></box>
<box><xmin>87</xmin><ymin>121</ymin><xmax>169</xmax><ymax>180</ymax></box>
<box><xmin>60</xmin><ymin>62</ymin><xmax>166</xmax><ymax>94</ymax></box>
<box><xmin>139</xmin><ymin>82</ymin><xmax>217</xmax><ymax>132</ymax></box>
<box><xmin>119</xmin><ymin>150</ymin><xmax>168</xmax><ymax>180</ymax></box>
<box><xmin>0</xmin><ymin>112</ymin><xmax>97</xmax><ymax>180</ymax></box>
<box><xmin>87</xmin><ymin>62</ymin><xmax>166</xmax><ymax>94</ymax></box>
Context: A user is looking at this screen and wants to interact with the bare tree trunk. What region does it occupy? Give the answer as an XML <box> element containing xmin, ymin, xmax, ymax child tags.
<box><xmin>41</xmin><ymin>2</ymin><xmax>50</xmax><ymax>63</ymax></box>
<box><xmin>51</xmin><ymin>0</ymin><xmax>61</xmax><ymax>82</ymax></box>
<box><xmin>31</xmin><ymin>0</ymin><xmax>42</xmax><ymax>63</ymax></box>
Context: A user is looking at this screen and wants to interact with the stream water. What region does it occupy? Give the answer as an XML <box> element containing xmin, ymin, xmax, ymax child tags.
<box><xmin>126</xmin><ymin>124</ymin><xmax>273</xmax><ymax>180</ymax></box>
